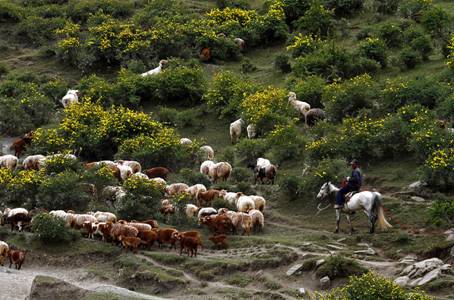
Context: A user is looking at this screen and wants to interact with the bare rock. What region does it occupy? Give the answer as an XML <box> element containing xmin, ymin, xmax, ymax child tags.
<box><xmin>354</xmin><ymin>248</ymin><xmax>376</xmax><ymax>256</ymax></box>
<box><xmin>326</xmin><ymin>244</ymin><xmax>344</xmax><ymax>250</ymax></box>
<box><xmin>408</xmin><ymin>181</ymin><xmax>427</xmax><ymax>190</ymax></box>
<box><xmin>410</xmin><ymin>268</ymin><xmax>442</xmax><ymax>287</ymax></box>
<box><xmin>410</xmin><ymin>196</ymin><xmax>426</xmax><ymax>202</ymax></box>
<box><xmin>286</xmin><ymin>263</ymin><xmax>303</xmax><ymax>276</ymax></box>
<box><xmin>320</xmin><ymin>276</ymin><xmax>330</xmax><ymax>290</ymax></box>
<box><xmin>450</xmin><ymin>246</ymin><xmax>454</xmax><ymax>258</ymax></box>
<box><xmin>298</xmin><ymin>288</ymin><xmax>306</xmax><ymax>295</ymax></box>
<box><xmin>399</xmin><ymin>255</ymin><xmax>417</xmax><ymax>265</ymax></box>
<box><xmin>315</xmin><ymin>259</ymin><xmax>325</xmax><ymax>268</ymax></box>
<box><xmin>27</xmin><ymin>276</ymin><xmax>88</xmax><ymax>300</ymax></box>
<box><xmin>446</xmin><ymin>234</ymin><xmax>454</xmax><ymax>242</ymax></box>
<box><xmin>394</xmin><ymin>276</ymin><xmax>410</xmax><ymax>287</ymax></box>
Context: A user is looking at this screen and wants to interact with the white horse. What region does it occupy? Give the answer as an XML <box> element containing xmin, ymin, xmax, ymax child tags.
<box><xmin>316</xmin><ymin>182</ymin><xmax>392</xmax><ymax>234</ymax></box>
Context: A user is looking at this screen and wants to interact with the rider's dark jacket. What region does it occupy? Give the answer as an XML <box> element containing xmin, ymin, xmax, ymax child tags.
<box><xmin>348</xmin><ymin>169</ymin><xmax>362</xmax><ymax>190</ymax></box>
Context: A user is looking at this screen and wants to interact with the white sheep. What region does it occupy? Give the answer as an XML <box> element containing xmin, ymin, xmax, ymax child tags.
<box><xmin>288</xmin><ymin>91</ymin><xmax>310</xmax><ymax>115</ymax></box>
<box><xmin>116</xmin><ymin>160</ymin><xmax>141</xmax><ymax>173</ymax></box>
<box><xmin>180</xmin><ymin>138</ymin><xmax>193</xmax><ymax>145</ymax></box>
<box><xmin>117</xmin><ymin>164</ymin><xmax>133</xmax><ymax>181</ymax></box>
<box><xmin>93</xmin><ymin>211</ymin><xmax>117</xmax><ymax>223</ymax></box>
<box><xmin>229</xmin><ymin>118</ymin><xmax>244</xmax><ymax>144</ymax></box>
<box><xmin>200</xmin><ymin>160</ymin><xmax>215</xmax><ymax>176</ymax></box>
<box><xmin>61</xmin><ymin>90</ymin><xmax>79</xmax><ymax>108</ymax></box>
<box><xmin>0</xmin><ymin>154</ymin><xmax>18</xmax><ymax>171</ymax></box>
<box><xmin>248</xmin><ymin>209</ymin><xmax>264</xmax><ymax>232</ymax></box>
<box><xmin>247</xmin><ymin>124</ymin><xmax>256</xmax><ymax>139</ymax></box>
<box><xmin>250</xmin><ymin>195</ymin><xmax>266</xmax><ymax>212</ymax></box>
<box><xmin>96</xmin><ymin>160</ymin><xmax>117</xmax><ymax>167</ymax></box>
<box><xmin>257</xmin><ymin>158</ymin><xmax>271</xmax><ymax>169</ymax></box>
<box><xmin>188</xmin><ymin>184</ymin><xmax>207</xmax><ymax>200</ymax></box>
<box><xmin>49</xmin><ymin>210</ymin><xmax>67</xmax><ymax>221</ymax></box>
<box><xmin>234</xmin><ymin>37</ymin><xmax>245</xmax><ymax>50</ymax></box>
<box><xmin>223</xmin><ymin>192</ymin><xmax>243</xmax><ymax>206</ymax></box>
<box><xmin>200</xmin><ymin>145</ymin><xmax>215</xmax><ymax>160</ymax></box>
<box><xmin>209</xmin><ymin>161</ymin><xmax>232</xmax><ymax>182</ymax></box>
<box><xmin>23</xmin><ymin>154</ymin><xmax>46</xmax><ymax>170</ymax></box>
<box><xmin>141</xmin><ymin>59</ymin><xmax>168</xmax><ymax>77</ymax></box>
<box><xmin>197</xmin><ymin>207</ymin><xmax>217</xmax><ymax>223</ymax></box>
<box><xmin>236</xmin><ymin>195</ymin><xmax>255</xmax><ymax>213</ymax></box>
<box><xmin>185</xmin><ymin>204</ymin><xmax>199</xmax><ymax>219</ymax></box>
<box><xmin>131</xmin><ymin>172</ymin><xmax>149</xmax><ymax>180</ymax></box>
<box><xmin>165</xmin><ymin>183</ymin><xmax>189</xmax><ymax>196</ymax></box>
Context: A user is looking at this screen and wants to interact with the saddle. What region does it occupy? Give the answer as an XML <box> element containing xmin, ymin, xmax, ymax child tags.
<box><xmin>345</xmin><ymin>191</ymin><xmax>358</xmax><ymax>203</ymax></box>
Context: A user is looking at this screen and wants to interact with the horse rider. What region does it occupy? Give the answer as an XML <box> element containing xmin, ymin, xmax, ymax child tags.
<box><xmin>334</xmin><ymin>159</ymin><xmax>362</xmax><ymax>209</ymax></box>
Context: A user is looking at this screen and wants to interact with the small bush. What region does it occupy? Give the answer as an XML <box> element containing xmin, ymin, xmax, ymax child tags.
<box><xmin>400</xmin><ymin>47</ymin><xmax>421</xmax><ymax>69</ymax></box>
<box><xmin>274</xmin><ymin>53</ymin><xmax>292</xmax><ymax>73</ymax></box>
<box><xmin>0</xmin><ymin>1</ymin><xmax>24</xmax><ymax>23</ymax></box>
<box><xmin>157</xmin><ymin>107</ymin><xmax>204</xmax><ymax>132</ymax></box>
<box><xmin>324</xmin><ymin>0</ymin><xmax>363</xmax><ymax>17</ymax></box>
<box><xmin>235</xmin><ymin>138</ymin><xmax>268</xmax><ymax>164</ymax></box>
<box><xmin>420</xmin><ymin>6</ymin><xmax>449</xmax><ymax>36</ymax></box>
<box><xmin>0</xmin><ymin>63</ymin><xmax>8</xmax><ymax>76</ymax></box>
<box><xmin>375</xmin><ymin>0</ymin><xmax>400</xmax><ymax>15</ymax></box>
<box><xmin>320</xmin><ymin>271</ymin><xmax>432</xmax><ymax>299</ymax></box>
<box><xmin>230</xmin><ymin>167</ymin><xmax>251</xmax><ymax>184</ymax></box>
<box><xmin>290</xmin><ymin>75</ymin><xmax>326</xmax><ymax>108</ymax></box>
<box><xmin>399</xmin><ymin>0</ymin><xmax>432</xmax><ymax>21</ymax></box>
<box><xmin>265</xmin><ymin>123</ymin><xmax>307</xmax><ymax>164</ymax></box>
<box><xmin>178</xmin><ymin>168</ymin><xmax>212</xmax><ymax>188</ymax></box>
<box><xmin>216</xmin><ymin>0</ymin><xmax>250</xmax><ymax>9</ymax></box>
<box><xmin>241</xmin><ymin>59</ymin><xmax>257</xmax><ymax>73</ymax></box>
<box><xmin>316</xmin><ymin>255</ymin><xmax>366</xmax><ymax>279</ymax></box>
<box><xmin>32</xmin><ymin>213</ymin><xmax>79</xmax><ymax>243</ymax></box>
<box><xmin>295</xmin><ymin>2</ymin><xmax>334</xmax><ymax>37</ymax></box>
<box><xmin>280</xmin><ymin>175</ymin><xmax>302</xmax><ymax>200</ymax></box>
<box><xmin>377</xmin><ymin>22</ymin><xmax>403</xmax><ymax>48</ymax></box>
<box><xmin>358</xmin><ymin>37</ymin><xmax>387</xmax><ymax>67</ymax></box>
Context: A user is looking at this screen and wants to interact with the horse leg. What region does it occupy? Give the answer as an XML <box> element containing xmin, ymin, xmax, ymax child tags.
<box><xmin>346</xmin><ymin>214</ymin><xmax>354</xmax><ymax>234</ymax></box>
<box><xmin>368</xmin><ymin>209</ymin><xmax>377</xmax><ymax>234</ymax></box>
<box><xmin>334</xmin><ymin>209</ymin><xmax>341</xmax><ymax>233</ymax></box>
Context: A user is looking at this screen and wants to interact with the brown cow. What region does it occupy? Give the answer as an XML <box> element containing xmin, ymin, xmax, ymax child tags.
<box><xmin>119</xmin><ymin>236</ymin><xmax>142</xmax><ymax>253</ymax></box>
<box><xmin>201</xmin><ymin>214</ymin><xmax>233</xmax><ymax>234</ymax></box>
<box><xmin>144</xmin><ymin>167</ymin><xmax>170</xmax><ymax>180</ymax></box>
<box><xmin>199</xmin><ymin>48</ymin><xmax>211</xmax><ymax>62</ymax></box>
<box><xmin>171</xmin><ymin>231</ymin><xmax>202</xmax><ymax>251</ymax></box>
<box><xmin>197</xmin><ymin>189</ymin><xmax>222</xmax><ymax>207</ymax></box>
<box><xmin>209</xmin><ymin>234</ymin><xmax>228</xmax><ymax>249</ymax></box>
<box><xmin>177</xmin><ymin>236</ymin><xmax>201</xmax><ymax>257</ymax></box>
<box><xmin>83</xmin><ymin>221</ymin><xmax>96</xmax><ymax>239</ymax></box>
<box><xmin>109</xmin><ymin>223</ymin><xmax>139</xmax><ymax>244</ymax></box>
<box><xmin>9</xmin><ymin>249</ymin><xmax>27</xmax><ymax>270</ymax></box>
<box><xmin>138</xmin><ymin>230</ymin><xmax>158</xmax><ymax>249</ymax></box>
<box><xmin>156</xmin><ymin>228</ymin><xmax>178</xmax><ymax>249</ymax></box>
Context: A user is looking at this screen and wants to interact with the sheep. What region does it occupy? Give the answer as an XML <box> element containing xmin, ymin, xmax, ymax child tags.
<box><xmin>223</xmin><ymin>192</ymin><xmax>243</xmax><ymax>206</ymax></box>
<box><xmin>7</xmin><ymin>208</ymin><xmax>31</xmax><ymax>231</ymax></box>
<box><xmin>200</xmin><ymin>145</ymin><xmax>215</xmax><ymax>160</ymax></box>
<box><xmin>10</xmin><ymin>132</ymin><xmax>33</xmax><ymax>157</ymax></box>
<box><xmin>96</xmin><ymin>160</ymin><xmax>117</xmax><ymax>167</ymax></box>
<box><xmin>254</xmin><ymin>164</ymin><xmax>277</xmax><ymax>185</ymax></box>
<box><xmin>0</xmin><ymin>155</ymin><xmax>18</xmax><ymax>171</ymax></box>
<box><xmin>229</xmin><ymin>118</ymin><xmax>244</xmax><ymax>144</ymax></box>
<box><xmin>236</xmin><ymin>195</ymin><xmax>255</xmax><ymax>213</ymax></box>
<box><xmin>49</xmin><ymin>210</ymin><xmax>67</xmax><ymax>221</ymax></box>
<box><xmin>209</xmin><ymin>234</ymin><xmax>228</xmax><ymax>249</ymax></box>
<box><xmin>93</xmin><ymin>211</ymin><xmax>117</xmax><ymax>223</ymax></box>
<box><xmin>188</xmin><ymin>184</ymin><xmax>207</xmax><ymax>200</ymax></box>
<box><xmin>200</xmin><ymin>160</ymin><xmax>215</xmax><ymax>176</ymax></box>
<box><xmin>288</xmin><ymin>92</ymin><xmax>311</xmax><ymax>115</ymax></box>
<box><xmin>101</xmin><ymin>186</ymin><xmax>126</xmax><ymax>203</ymax></box>
<box><xmin>180</xmin><ymin>138</ymin><xmax>193</xmax><ymax>145</ymax></box>
<box><xmin>160</xmin><ymin>199</ymin><xmax>176</xmax><ymax>222</ymax></box>
<box><xmin>150</xmin><ymin>177</ymin><xmax>167</xmax><ymax>188</ymax></box>
<box><xmin>0</xmin><ymin>241</ymin><xmax>9</xmax><ymax>266</ymax></box>
<box><xmin>61</xmin><ymin>89</ymin><xmax>79</xmax><ymax>108</ymax></box>
<box><xmin>22</xmin><ymin>154</ymin><xmax>46</xmax><ymax>170</ymax></box>
<box><xmin>209</xmin><ymin>162</ymin><xmax>232</xmax><ymax>182</ymax></box>
<box><xmin>165</xmin><ymin>183</ymin><xmax>189</xmax><ymax>196</ymax></box>
<box><xmin>256</xmin><ymin>158</ymin><xmax>271</xmax><ymax>169</ymax></box>
<box><xmin>247</xmin><ymin>124</ymin><xmax>256</xmax><ymax>139</ymax></box>
<box><xmin>304</xmin><ymin>108</ymin><xmax>326</xmax><ymax>127</ymax></box>
<box><xmin>234</xmin><ymin>37</ymin><xmax>245</xmax><ymax>51</ymax></box>
<box><xmin>248</xmin><ymin>209</ymin><xmax>264</xmax><ymax>232</ymax></box>
<box><xmin>185</xmin><ymin>204</ymin><xmax>199</xmax><ymax>219</ymax></box>
<box><xmin>141</xmin><ymin>59</ymin><xmax>168</xmax><ymax>77</ymax></box>
<box><xmin>230</xmin><ymin>212</ymin><xmax>253</xmax><ymax>235</ymax></box>
<box><xmin>115</xmin><ymin>160</ymin><xmax>141</xmax><ymax>173</ymax></box>
<box><xmin>144</xmin><ymin>167</ymin><xmax>170</xmax><ymax>179</ymax></box>
<box><xmin>117</xmin><ymin>164</ymin><xmax>133</xmax><ymax>181</ymax></box>
<box><xmin>197</xmin><ymin>207</ymin><xmax>217</xmax><ymax>223</ymax></box>
<box><xmin>250</xmin><ymin>195</ymin><xmax>266</xmax><ymax>212</ymax></box>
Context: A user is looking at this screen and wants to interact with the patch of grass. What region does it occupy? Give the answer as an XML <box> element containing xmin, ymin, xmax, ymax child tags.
<box><xmin>263</xmin><ymin>274</ymin><xmax>283</xmax><ymax>290</ymax></box>
<box><xmin>224</xmin><ymin>272</ymin><xmax>254</xmax><ymax>287</ymax></box>
<box><xmin>183</xmin><ymin>257</ymin><xmax>248</xmax><ymax>280</ymax></box>
<box><xmin>316</xmin><ymin>255</ymin><xmax>366</xmax><ymax>279</ymax></box>
<box><xmin>143</xmin><ymin>252</ymin><xmax>188</xmax><ymax>265</ymax></box>
<box><xmin>424</xmin><ymin>275</ymin><xmax>454</xmax><ymax>292</ymax></box>
<box><xmin>82</xmin><ymin>292</ymin><xmax>138</xmax><ymax>300</ymax></box>
<box><xmin>250</xmin><ymin>247</ymin><xmax>298</xmax><ymax>270</ymax></box>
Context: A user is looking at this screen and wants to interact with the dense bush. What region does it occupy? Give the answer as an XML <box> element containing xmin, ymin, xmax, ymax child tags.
<box><xmin>0</xmin><ymin>169</ymin><xmax>43</xmax><ymax>209</ymax></box>
<box><xmin>280</xmin><ymin>175</ymin><xmax>303</xmax><ymax>200</ymax></box>
<box><xmin>429</xmin><ymin>197</ymin><xmax>454</xmax><ymax>227</ymax></box>
<box><xmin>316</xmin><ymin>255</ymin><xmax>366</xmax><ymax>279</ymax></box>
<box><xmin>265</xmin><ymin>123</ymin><xmax>307</xmax><ymax>164</ymax></box>
<box><xmin>32</xmin><ymin>213</ymin><xmax>79</xmax><ymax>244</ymax></box>
<box><xmin>216</xmin><ymin>0</ymin><xmax>250</xmax><ymax>9</ymax></box>
<box><xmin>400</xmin><ymin>47</ymin><xmax>420</xmax><ymax>69</ymax></box>
<box><xmin>358</xmin><ymin>37</ymin><xmax>387</xmax><ymax>67</ymax></box>
<box><xmin>37</xmin><ymin>171</ymin><xmax>90</xmax><ymax>212</ymax></box>
<box><xmin>157</xmin><ymin>107</ymin><xmax>204</xmax><ymax>131</ymax></box>
<box><xmin>290</xmin><ymin>75</ymin><xmax>326</xmax><ymax>108</ymax></box>
<box><xmin>178</xmin><ymin>168</ymin><xmax>212</xmax><ymax>188</ymax></box>
<box><xmin>241</xmin><ymin>87</ymin><xmax>293</xmax><ymax>133</ymax></box>
<box><xmin>399</xmin><ymin>0</ymin><xmax>432</xmax><ymax>21</ymax></box>
<box><xmin>41</xmin><ymin>154</ymin><xmax>81</xmax><ymax>175</ymax></box>
<box><xmin>17</xmin><ymin>16</ymin><xmax>65</xmax><ymax>45</ymax></box>
<box><xmin>281</xmin><ymin>0</ymin><xmax>311</xmax><ymax>23</ymax></box>
<box><xmin>324</xmin><ymin>0</ymin><xmax>363</xmax><ymax>17</ymax></box>
<box><xmin>204</xmin><ymin>70</ymin><xmax>256</xmax><ymax>118</ymax></box>
<box><xmin>274</xmin><ymin>53</ymin><xmax>292</xmax><ymax>73</ymax></box>
<box><xmin>321</xmin><ymin>74</ymin><xmax>377</xmax><ymax>122</ymax></box>
<box><xmin>420</xmin><ymin>6</ymin><xmax>450</xmax><ymax>36</ymax></box>
<box><xmin>375</xmin><ymin>0</ymin><xmax>400</xmax><ymax>15</ymax></box>
<box><xmin>377</xmin><ymin>22</ymin><xmax>403</xmax><ymax>48</ymax></box>
<box><xmin>404</xmin><ymin>26</ymin><xmax>433</xmax><ymax>60</ymax></box>
<box><xmin>286</xmin><ymin>33</ymin><xmax>321</xmax><ymax>58</ymax></box>
<box><xmin>235</xmin><ymin>139</ymin><xmax>268</xmax><ymax>164</ymax></box>
<box><xmin>295</xmin><ymin>2</ymin><xmax>334</xmax><ymax>37</ymax></box>
<box><xmin>0</xmin><ymin>1</ymin><xmax>24</xmax><ymax>23</ymax></box>
<box><xmin>320</xmin><ymin>271</ymin><xmax>431</xmax><ymax>299</ymax></box>
<box><xmin>67</xmin><ymin>0</ymin><xmax>136</xmax><ymax>23</ymax></box>
<box><xmin>230</xmin><ymin>167</ymin><xmax>251</xmax><ymax>184</ymax></box>
<box><xmin>424</xmin><ymin>148</ymin><xmax>454</xmax><ymax>191</ymax></box>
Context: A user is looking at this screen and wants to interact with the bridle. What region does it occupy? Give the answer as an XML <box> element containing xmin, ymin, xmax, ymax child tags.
<box><xmin>316</xmin><ymin>182</ymin><xmax>335</xmax><ymax>214</ymax></box>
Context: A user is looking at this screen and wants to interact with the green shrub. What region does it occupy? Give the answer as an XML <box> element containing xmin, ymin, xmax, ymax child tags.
<box><xmin>178</xmin><ymin>168</ymin><xmax>212</xmax><ymax>188</ymax></box>
<box><xmin>295</xmin><ymin>2</ymin><xmax>334</xmax><ymax>37</ymax></box>
<box><xmin>377</xmin><ymin>22</ymin><xmax>403</xmax><ymax>48</ymax></box>
<box><xmin>32</xmin><ymin>213</ymin><xmax>79</xmax><ymax>244</ymax></box>
<box><xmin>399</xmin><ymin>0</ymin><xmax>432</xmax><ymax>21</ymax></box>
<box><xmin>428</xmin><ymin>198</ymin><xmax>454</xmax><ymax>227</ymax></box>
<box><xmin>321</xmin><ymin>74</ymin><xmax>377</xmax><ymax>122</ymax></box>
<box><xmin>157</xmin><ymin>107</ymin><xmax>204</xmax><ymax>131</ymax></box>
<box><xmin>375</xmin><ymin>0</ymin><xmax>400</xmax><ymax>15</ymax></box>
<box><xmin>0</xmin><ymin>63</ymin><xmax>8</xmax><ymax>76</ymax></box>
<box><xmin>0</xmin><ymin>1</ymin><xmax>24</xmax><ymax>23</ymax></box>
<box><xmin>241</xmin><ymin>58</ymin><xmax>258</xmax><ymax>73</ymax></box>
<box><xmin>235</xmin><ymin>139</ymin><xmax>268</xmax><ymax>164</ymax></box>
<box><xmin>68</xmin><ymin>0</ymin><xmax>136</xmax><ymax>23</ymax></box>
<box><xmin>324</xmin><ymin>0</ymin><xmax>363</xmax><ymax>17</ymax></box>
<box><xmin>316</xmin><ymin>255</ymin><xmax>366</xmax><ymax>279</ymax></box>
<box><xmin>280</xmin><ymin>0</ymin><xmax>311</xmax><ymax>23</ymax></box>
<box><xmin>420</xmin><ymin>6</ymin><xmax>449</xmax><ymax>36</ymax></box>
<box><xmin>291</xmin><ymin>75</ymin><xmax>326</xmax><ymax>108</ymax></box>
<box><xmin>37</xmin><ymin>171</ymin><xmax>91</xmax><ymax>212</ymax></box>
<box><xmin>204</xmin><ymin>70</ymin><xmax>256</xmax><ymax>119</ymax></box>
<box><xmin>274</xmin><ymin>53</ymin><xmax>292</xmax><ymax>73</ymax></box>
<box><xmin>265</xmin><ymin>123</ymin><xmax>307</xmax><ymax>164</ymax></box>
<box><xmin>216</xmin><ymin>0</ymin><xmax>250</xmax><ymax>9</ymax></box>
<box><xmin>17</xmin><ymin>16</ymin><xmax>66</xmax><ymax>45</ymax></box>
<box><xmin>280</xmin><ymin>175</ymin><xmax>302</xmax><ymax>200</ymax></box>
<box><xmin>230</xmin><ymin>167</ymin><xmax>251</xmax><ymax>184</ymax></box>
<box><xmin>320</xmin><ymin>271</ymin><xmax>432</xmax><ymax>299</ymax></box>
<box><xmin>399</xmin><ymin>47</ymin><xmax>421</xmax><ymax>69</ymax></box>
<box><xmin>41</xmin><ymin>154</ymin><xmax>81</xmax><ymax>175</ymax></box>
<box><xmin>409</xmin><ymin>34</ymin><xmax>432</xmax><ymax>61</ymax></box>
<box><xmin>358</xmin><ymin>37</ymin><xmax>387</xmax><ymax>67</ymax></box>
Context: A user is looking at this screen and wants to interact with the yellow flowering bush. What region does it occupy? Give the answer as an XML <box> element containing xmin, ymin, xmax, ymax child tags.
<box><xmin>286</xmin><ymin>33</ymin><xmax>321</xmax><ymax>57</ymax></box>
<box><xmin>241</xmin><ymin>87</ymin><xmax>292</xmax><ymax>132</ymax></box>
<box><xmin>2</xmin><ymin>170</ymin><xmax>43</xmax><ymax>208</ymax></box>
<box><xmin>447</xmin><ymin>36</ymin><xmax>454</xmax><ymax>70</ymax></box>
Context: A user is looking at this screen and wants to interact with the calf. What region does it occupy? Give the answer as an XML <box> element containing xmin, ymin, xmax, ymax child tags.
<box><xmin>201</xmin><ymin>214</ymin><xmax>233</xmax><ymax>234</ymax></box>
<box><xmin>0</xmin><ymin>241</ymin><xmax>9</xmax><ymax>266</ymax></box>
<box><xmin>138</xmin><ymin>230</ymin><xmax>158</xmax><ymax>249</ymax></box>
<box><xmin>209</xmin><ymin>234</ymin><xmax>228</xmax><ymax>250</ymax></box>
<box><xmin>9</xmin><ymin>249</ymin><xmax>26</xmax><ymax>270</ymax></box>
<box><xmin>156</xmin><ymin>228</ymin><xmax>178</xmax><ymax>249</ymax></box>
<box><xmin>197</xmin><ymin>189</ymin><xmax>222</xmax><ymax>207</ymax></box>
<box><xmin>171</xmin><ymin>231</ymin><xmax>202</xmax><ymax>251</ymax></box>
<box><xmin>177</xmin><ymin>236</ymin><xmax>201</xmax><ymax>257</ymax></box>
<box><xmin>83</xmin><ymin>221</ymin><xmax>96</xmax><ymax>239</ymax></box>
<box><xmin>144</xmin><ymin>167</ymin><xmax>170</xmax><ymax>180</ymax></box>
<box><xmin>119</xmin><ymin>236</ymin><xmax>142</xmax><ymax>254</ymax></box>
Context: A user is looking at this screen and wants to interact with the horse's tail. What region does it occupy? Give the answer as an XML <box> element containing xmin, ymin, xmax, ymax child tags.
<box><xmin>373</xmin><ymin>192</ymin><xmax>392</xmax><ymax>230</ymax></box>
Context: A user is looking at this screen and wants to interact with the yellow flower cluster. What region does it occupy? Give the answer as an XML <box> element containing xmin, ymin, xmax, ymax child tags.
<box><xmin>207</xmin><ymin>7</ymin><xmax>257</xmax><ymax>27</ymax></box>
<box><xmin>7</xmin><ymin>170</ymin><xmax>42</xmax><ymax>191</ymax></box>
<box><xmin>286</xmin><ymin>33</ymin><xmax>320</xmax><ymax>53</ymax></box>
<box><xmin>447</xmin><ymin>36</ymin><xmax>454</xmax><ymax>69</ymax></box>
<box><xmin>241</xmin><ymin>87</ymin><xmax>288</xmax><ymax>124</ymax></box>
<box><xmin>426</xmin><ymin>148</ymin><xmax>454</xmax><ymax>170</ymax></box>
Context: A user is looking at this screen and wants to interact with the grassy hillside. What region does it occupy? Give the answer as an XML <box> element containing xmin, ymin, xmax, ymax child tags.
<box><xmin>0</xmin><ymin>0</ymin><xmax>454</xmax><ymax>299</ymax></box>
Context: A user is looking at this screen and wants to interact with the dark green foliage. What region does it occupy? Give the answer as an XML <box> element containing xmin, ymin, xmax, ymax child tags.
<box><xmin>429</xmin><ymin>198</ymin><xmax>454</xmax><ymax>227</ymax></box>
<box><xmin>420</xmin><ymin>6</ymin><xmax>450</xmax><ymax>36</ymax></box>
<box><xmin>274</xmin><ymin>53</ymin><xmax>292</xmax><ymax>73</ymax></box>
<box><xmin>37</xmin><ymin>171</ymin><xmax>91</xmax><ymax>211</ymax></box>
<box><xmin>116</xmin><ymin>182</ymin><xmax>163</xmax><ymax>221</ymax></box>
<box><xmin>67</xmin><ymin>0</ymin><xmax>136</xmax><ymax>23</ymax></box>
<box><xmin>241</xmin><ymin>58</ymin><xmax>258</xmax><ymax>73</ymax></box>
<box><xmin>0</xmin><ymin>63</ymin><xmax>8</xmax><ymax>76</ymax></box>
<box><xmin>375</xmin><ymin>0</ymin><xmax>400</xmax><ymax>15</ymax></box>
<box><xmin>178</xmin><ymin>168</ymin><xmax>212</xmax><ymax>188</ymax></box>
<box><xmin>290</xmin><ymin>75</ymin><xmax>326</xmax><ymax>108</ymax></box>
<box><xmin>295</xmin><ymin>2</ymin><xmax>334</xmax><ymax>37</ymax></box>
<box><xmin>17</xmin><ymin>16</ymin><xmax>66</xmax><ymax>45</ymax></box>
<box><xmin>377</xmin><ymin>22</ymin><xmax>403</xmax><ymax>48</ymax></box>
<box><xmin>399</xmin><ymin>47</ymin><xmax>421</xmax><ymax>69</ymax></box>
<box><xmin>32</xmin><ymin>213</ymin><xmax>79</xmax><ymax>243</ymax></box>
<box><xmin>157</xmin><ymin>107</ymin><xmax>204</xmax><ymax>132</ymax></box>
<box><xmin>316</xmin><ymin>255</ymin><xmax>366</xmax><ymax>279</ymax></box>
<box><xmin>279</xmin><ymin>175</ymin><xmax>302</xmax><ymax>200</ymax></box>
<box><xmin>216</xmin><ymin>0</ymin><xmax>250</xmax><ymax>9</ymax></box>
<box><xmin>324</xmin><ymin>0</ymin><xmax>363</xmax><ymax>17</ymax></box>
<box><xmin>281</xmin><ymin>0</ymin><xmax>311</xmax><ymax>23</ymax></box>
<box><xmin>358</xmin><ymin>38</ymin><xmax>387</xmax><ymax>67</ymax></box>
<box><xmin>399</xmin><ymin>0</ymin><xmax>432</xmax><ymax>21</ymax></box>
<box><xmin>235</xmin><ymin>139</ymin><xmax>268</xmax><ymax>164</ymax></box>
<box><xmin>230</xmin><ymin>167</ymin><xmax>251</xmax><ymax>184</ymax></box>
<box><xmin>0</xmin><ymin>1</ymin><xmax>24</xmax><ymax>22</ymax></box>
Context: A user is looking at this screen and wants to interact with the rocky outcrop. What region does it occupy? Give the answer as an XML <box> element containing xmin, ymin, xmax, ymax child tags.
<box><xmin>27</xmin><ymin>276</ymin><xmax>88</xmax><ymax>300</ymax></box>
<box><xmin>394</xmin><ymin>258</ymin><xmax>452</xmax><ymax>287</ymax></box>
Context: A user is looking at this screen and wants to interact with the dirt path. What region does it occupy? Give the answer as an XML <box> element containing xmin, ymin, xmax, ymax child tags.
<box><xmin>0</xmin><ymin>265</ymin><xmax>166</xmax><ymax>300</ymax></box>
